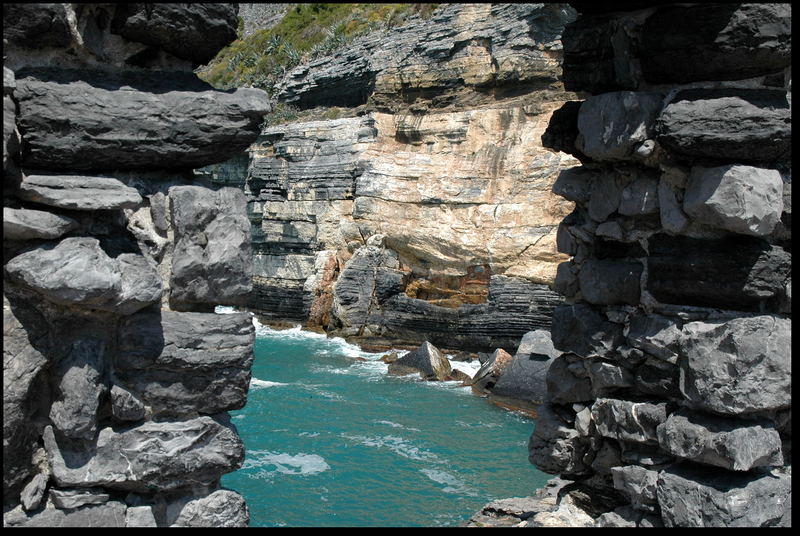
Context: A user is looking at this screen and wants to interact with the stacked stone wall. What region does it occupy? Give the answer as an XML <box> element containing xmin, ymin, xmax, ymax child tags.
<box><xmin>528</xmin><ymin>3</ymin><xmax>791</xmax><ymax>527</ymax></box>
<box><xmin>3</xmin><ymin>3</ymin><xmax>270</xmax><ymax>527</ymax></box>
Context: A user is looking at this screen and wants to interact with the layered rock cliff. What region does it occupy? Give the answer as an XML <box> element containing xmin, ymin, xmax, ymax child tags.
<box><xmin>3</xmin><ymin>4</ymin><xmax>269</xmax><ymax>527</ymax></box>
<box><xmin>496</xmin><ymin>2</ymin><xmax>791</xmax><ymax>528</ymax></box>
<box><xmin>207</xmin><ymin>3</ymin><xmax>581</xmax><ymax>351</ymax></box>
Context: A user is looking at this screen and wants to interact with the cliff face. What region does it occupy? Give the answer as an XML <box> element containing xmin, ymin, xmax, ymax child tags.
<box><xmin>522</xmin><ymin>3</ymin><xmax>791</xmax><ymax>527</ymax></box>
<box><xmin>3</xmin><ymin>4</ymin><xmax>269</xmax><ymax>527</ymax></box>
<box><xmin>212</xmin><ymin>3</ymin><xmax>580</xmax><ymax>351</ymax></box>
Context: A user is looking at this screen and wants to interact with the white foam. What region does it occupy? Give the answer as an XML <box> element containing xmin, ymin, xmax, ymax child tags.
<box><xmin>243</xmin><ymin>450</ymin><xmax>331</xmax><ymax>480</ymax></box>
<box><xmin>448</xmin><ymin>358</ymin><xmax>480</xmax><ymax>378</ymax></box>
<box><xmin>214</xmin><ymin>305</ymin><xmax>238</xmax><ymax>315</ymax></box>
<box><xmin>250</xmin><ymin>377</ymin><xmax>290</xmax><ymax>390</ymax></box>
<box><xmin>374</xmin><ymin>420</ymin><xmax>420</xmax><ymax>432</ymax></box>
<box><xmin>342</xmin><ymin>433</ymin><xmax>439</xmax><ymax>462</ymax></box>
<box><xmin>420</xmin><ymin>468</ymin><xmax>479</xmax><ymax>496</ymax></box>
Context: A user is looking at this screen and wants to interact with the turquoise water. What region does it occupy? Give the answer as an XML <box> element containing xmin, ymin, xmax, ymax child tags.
<box><xmin>219</xmin><ymin>310</ymin><xmax>548</xmax><ymax>527</ymax></box>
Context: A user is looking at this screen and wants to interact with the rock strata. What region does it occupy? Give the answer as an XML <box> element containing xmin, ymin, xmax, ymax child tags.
<box><xmin>208</xmin><ymin>3</ymin><xmax>580</xmax><ymax>352</ymax></box>
<box><xmin>3</xmin><ymin>3</ymin><xmax>264</xmax><ymax>527</ymax></box>
<box><xmin>523</xmin><ymin>1</ymin><xmax>792</xmax><ymax>528</ymax></box>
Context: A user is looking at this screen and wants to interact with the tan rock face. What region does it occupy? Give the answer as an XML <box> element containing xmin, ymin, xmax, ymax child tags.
<box><xmin>226</xmin><ymin>3</ymin><xmax>580</xmax><ymax>348</ymax></box>
<box><xmin>356</xmin><ymin>108</ymin><xmax>577</xmax><ymax>285</ymax></box>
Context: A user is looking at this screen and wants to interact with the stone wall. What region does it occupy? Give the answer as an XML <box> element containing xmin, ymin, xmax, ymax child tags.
<box><xmin>207</xmin><ymin>3</ymin><xmax>581</xmax><ymax>351</ymax></box>
<box><xmin>3</xmin><ymin>4</ymin><xmax>270</xmax><ymax>527</ymax></box>
<box><xmin>526</xmin><ymin>2</ymin><xmax>791</xmax><ymax>527</ymax></box>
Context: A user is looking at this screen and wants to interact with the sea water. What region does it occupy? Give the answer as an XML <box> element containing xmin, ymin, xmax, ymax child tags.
<box><xmin>217</xmin><ymin>307</ymin><xmax>549</xmax><ymax>527</ymax></box>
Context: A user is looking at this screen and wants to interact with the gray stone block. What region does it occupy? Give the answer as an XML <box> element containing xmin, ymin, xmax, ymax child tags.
<box><xmin>3</xmin><ymin>207</ymin><xmax>79</xmax><ymax>241</ymax></box>
<box><xmin>388</xmin><ymin>341</ymin><xmax>452</xmax><ymax>381</ymax></box>
<box><xmin>116</xmin><ymin>310</ymin><xmax>254</xmax><ymax>417</ymax></box>
<box><xmin>529</xmin><ymin>405</ymin><xmax>593</xmax><ymax>476</ymax></box>
<box><xmin>656</xmin><ymin>89</ymin><xmax>791</xmax><ymax>163</ymax></box>
<box><xmin>168</xmin><ymin>186</ymin><xmax>253</xmax><ymax>308</ymax></box>
<box><xmin>657</xmin><ymin>409</ymin><xmax>783</xmax><ymax>471</ymax></box>
<box><xmin>4</xmin><ymin>237</ymin><xmax>162</xmax><ymax>314</ymax></box>
<box><xmin>44</xmin><ymin>416</ymin><xmax>244</xmax><ymax>493</ymax></box>
<box><xmin>15</xmin><ymin>73</ymin><xmax>270</xmax><ymax>172</ymax></box>
<box><xmin>17</xmin><ymin>174</ymin><xmax>143</xmax><ymax>211</ymax></box>
<box><xmin>578</xmin><ymin>258</ymin><xmax>642</xmax><ymax>305</ymax></box>
<box><xmin>657</xmin><ymin>465</ymin><xmax>792</xmax><ymax>527</ymax></box>
<box><xmin>683</xmin><ymin>165</ymin><xmax>784</xmax><ymax>236</ymax></box>
<box><xmin>679</xmin><ymin>315</ymin><xmax>791</xmax><ymax>415</ymax></box>
<box><xmin>577</xmin><ymin>91</ymin><xmax>664</xmax><ymax>162</ymax></box>
<box><xmin>591</xmin><ymin>398</ymin><xmax>667</xmax><ymax>445</ymax></box>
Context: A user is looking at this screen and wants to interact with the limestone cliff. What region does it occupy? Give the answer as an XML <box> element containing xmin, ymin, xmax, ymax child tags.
<box><xmin>3</xmin><ymin>3</ymin><xmax>269</xmax><ymax>527</ymax></box>
<box><xmin>207</xmin><ymin>3</ymin><xmax>580</xmax><ymax>351</ymax></box>
<box><xmin>469</xmin><ymin>2</ymin><xmax>792</xmax><ymax>528</ymax></box>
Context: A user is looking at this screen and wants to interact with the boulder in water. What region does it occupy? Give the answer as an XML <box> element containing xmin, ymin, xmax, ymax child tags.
<box><xmin>387</xmin><ymin>341</ymin><xmax>451</xmax><ymax>381</ymax></box>
<box><xmin>471</xmin><ymin>348</ymin><xmax>514</xmax><ymax>392</ymax></box>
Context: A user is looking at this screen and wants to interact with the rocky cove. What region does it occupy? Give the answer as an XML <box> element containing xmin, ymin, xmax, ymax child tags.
<box><xmin>2</xmin><ymin>2</ymin><xmax>792</xmax><ymax>528</ymax></box>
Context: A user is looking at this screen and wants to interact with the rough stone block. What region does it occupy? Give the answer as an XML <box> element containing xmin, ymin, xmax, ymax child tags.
<box><xmin>640</xmin><ymin>3</ymin><xmax>792</xmax><ymax>84</ymax></box>
<box><xmin>588</xmin><ymin>360</ymin><xmax>634</xmax><ymax>394</ymax></box>
<box><xmin>44</xmin><ymin>416</ymin><xmax>244</xmax><ymax>493</ymax></box>
<box><xmin>4</xmin><ymin>501</ymin><xmax>128</xmax><ymax>527</ymax></box>
<box><xmin>647</xmin><ymin>234</ymin><xmax>791</xmax><ymax>312</ymax></box>
<box><xmin>389</xmin><ymin>341</ymin><xmax>452</xmax><ymax>381</ymax></box>
<box><xmin>169</xmin><ymin>490</ymin><xmax>249</xmax><ymax>527</ymax></box>
<box><xmin>126</xmin><ymin>505</ymin><xmax>158</xmax><ymax>527</ymax></box>
<box><xmin>656</xmin><ymin>89</ymin><xmax>791</xmax><ymax>163</ymax></box>
<box><xmin>683</xmin><ymin>164</ymin><xmax>784</xmax><ymax>236</ymax></box>
<box><xmin>591</xmin><ymin>398</ymin><xmax>667</xmax><ymax>445</ymax></box>
<box><xmin>48</xmin><ymin>338</ymin><xmax>106</xmax><ymax>440</ymax></box>
<box><xmin>546</xmin><ymin>353</ymin><xmax>593</xmax><ymax>404</ymax></box>
<box><xmin>578</xmin><ymin>258</ymin><xmax>642</xmax><ymax>305</ymax></box>
<box><xmin>4</xmin><ymin>237</ymin><xmax>162</xmax><ymax>314</ymax></box>
<box><xmin>657</xmin><ymin>464</ymin><xmax>792</xmax><ymax>527</ymax></box>
<box><xmin>49</xmin><ymin>488</ymin><xmax>110</xmax><ymax>510</ymax></box>
<box><xmin>657</xmin><ymin>409</ymin><xmax>783</xmax><ymax>471</ymax></box>
<box><xmin>20</xmin><ymin>473</ymin><xmax>48</xmax><ymax>512</ymax></box>
<box><xmin>529</xmin><ymin>405</ymin><xmax>592</xmax><ymax>475</ymax></box>
<box><xmin>678</xmin><ymin>315</ymin><xmax>791</xmax><ymax>415</ymax></box>
<box><xmin>576</xmin><ymin>91</ymin><xmax>664</xmax><ymax>162</ymax></box>
<box><xmin>15</xmin><ymin>72</ymin><xmax>270</xmax><ymax>172</ymax></box>
<box><xmin>116</xmin><ymin>310</ymin><xmax>255</xmax><ymax>416</ymax></box>
<box><xmin>626</xmin><ymin>314</ymin><xmax>682</xmax><ymax>363</ymax></box>
<box><xmin>109</xmin><ymin>4</ymin><xmax>239</xmax><ymax>65</ymax></box>
<box><xmin>17</xmin><ymin>174</ymin><xmax>143</xmax><ymax>211</ymax></box>
<box><xmin>551</xmin><ymin>303</ymin><xmax>624</xmax><ymax>358</ymax></box>
<box><xmin>618</xmin><ymin>173</ymin><xmax>659</xmax><ymax>216</ymax></box>
<box><xmin>169</xmin><ymin>186</ymin><xmax>253</xmax><ymax>308</ymax></box>
<box><xmin>3</xmin><ymin>207</ymin><xmax>79</xmax><ymax>241</ymax></box>
<box><xmin>611</xmin><ymin>465</ymin><xmax>659</xmax><ymax>510</ymax></box>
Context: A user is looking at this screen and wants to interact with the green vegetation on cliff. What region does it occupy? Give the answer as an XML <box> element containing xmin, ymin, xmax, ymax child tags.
<box><xmin>197</xmin><ymin>3</ymin><xmax>438</xmax><ymax>94</ymax></box>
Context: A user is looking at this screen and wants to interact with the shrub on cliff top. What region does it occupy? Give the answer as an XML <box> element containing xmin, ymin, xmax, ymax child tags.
<box><xmin>197</xmin><ymin>3</ymin><xmax>439</xmax><ymax>94</ymax></box>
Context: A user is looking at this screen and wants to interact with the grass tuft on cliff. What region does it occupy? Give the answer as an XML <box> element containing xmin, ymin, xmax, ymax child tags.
<box><xmin>197</xmin><ymin>3</ymin><xmax>439</xmax><ymax>95</ymax></box>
